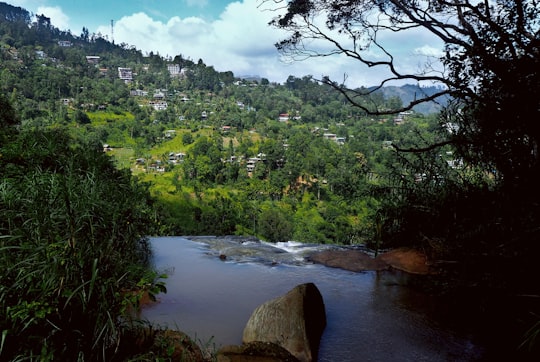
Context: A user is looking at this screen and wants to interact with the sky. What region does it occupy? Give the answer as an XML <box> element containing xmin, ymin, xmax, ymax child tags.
<box><xmin>6</xmin><ymin>0</ymin><xmax>445</xmax><ymax>87</ymax></box>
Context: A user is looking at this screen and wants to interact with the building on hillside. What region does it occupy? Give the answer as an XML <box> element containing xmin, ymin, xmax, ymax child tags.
<box><xmin>153</xmin><ymin>90</ymin><xmax>166</xmax><ymax>99</ymax></box>
<box><xmin>58</xmin><ymin>40</ymin><xmax>72</xmax><ymax>47</ymax></box>
<box><xmin>168</xmin><ymin>152</ymin><xmax>185</xmax><ymax>164</ymax></box>
<box><xmin>149</xmin><ymin>101</ymin><xmax>168</xmax><ymax>111</ymax></box>
<box><xmin>86</xmin><ymin>56</ymin><xmax>100</xmax><ymax>65</ymax></box>
<box><xmin>164</xmin><ymin>130</ymin><xmax>176</xmax><ymax>138</ymax></box>
<box><xmin>167</xmin><ymin>63</ymin><xmax>183</xmax><ymax>77</ymax></box>
<box><xmin>130</xmin><ymin>89</ymin><xmax>148</xmax><ymax>97</ymax></box>
<box><xmin>118</xmin><ymin>67</ymin><xmax>133</xmax><ymax>82</ymax></box>
<box><xmin>246</xmin><ymin>157</ymin><xmax>262</xmax><ymax>173</ymax></box>
<box><xmin>278</xmin><ymin>113</ymin><xmax>290</xmax><ymax>122</ymax></box>
<box><xmin>323</xmin><ymin>133</ymin><xmax>337</xmax><ymax>141</ymax></box>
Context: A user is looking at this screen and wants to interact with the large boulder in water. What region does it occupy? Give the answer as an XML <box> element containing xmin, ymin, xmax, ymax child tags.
<box><xmin>242</xmin><ymin>283</ymin><xmax>326</xmax><ymax>362</ymax></box>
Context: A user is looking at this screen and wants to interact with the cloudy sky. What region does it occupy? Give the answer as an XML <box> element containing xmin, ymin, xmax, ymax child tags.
<box><xmin>6</xmin><ymin>0</ymin><xmax>444</xmax><ymax>87</ymax></box>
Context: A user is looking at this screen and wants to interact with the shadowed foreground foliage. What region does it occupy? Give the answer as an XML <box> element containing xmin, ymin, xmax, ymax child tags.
<box><xmin>0</xmin><ymin>114</ymin><xmax>164</xmax><ymax>360</ymax></box>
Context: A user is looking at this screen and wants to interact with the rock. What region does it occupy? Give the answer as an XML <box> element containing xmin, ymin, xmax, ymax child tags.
<box><xmin>308</xmin><ymin>248</ymin><xmax>434</xmax><ymax>275</ymax></box>
<box><xmin>308</xmin><ymin>249</ymin><xmax>388</xmax><ymax>272</ymax></box>
<box><xmin>242</xmin><ymin>283</ymin><xmax>326</xmax><ymax>362</ymax></box>
<box><xmin>217</xmin><ymin>341</ymin><xmax>299</xmax><ymax>362</ymax></box>
<box><xmin>377</xmin><ymin>247</ymin><xmax>433</xmax><ymax>275</ymax></box>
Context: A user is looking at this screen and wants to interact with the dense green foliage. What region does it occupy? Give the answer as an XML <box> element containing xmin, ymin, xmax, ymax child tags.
<box><xmin>0</xmin><ymin>98</ymin><xmax>163</xmax><ymax>359</ymax></box>
<box><xmin>1</xmin><ymin>1</ymin><xmax>437</xmax><ymax>248</ymax></box>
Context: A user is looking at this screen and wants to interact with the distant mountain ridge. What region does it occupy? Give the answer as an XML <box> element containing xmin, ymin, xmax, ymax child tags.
<box><xmin>373</xmin><ymin>84</ymin><xmax>450</xmax><ymax>114</ymax></box>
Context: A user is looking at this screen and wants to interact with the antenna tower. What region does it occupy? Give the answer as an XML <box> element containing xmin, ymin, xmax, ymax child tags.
<box><xmin>110</xmin><ymin>19</ymin><xmax>114</xmax><ymax>43</ymax></box>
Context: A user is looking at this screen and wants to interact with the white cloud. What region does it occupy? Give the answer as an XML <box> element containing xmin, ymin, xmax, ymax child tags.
<box><xmin>6</xmin><ymin>0</ymin><xmax>445</xmax><ymax>86</ymax></box>
<box><xmin>36</xmin><ymin>5</ymin><xmax>70</xmax><ymax>30</ymax></box>
<box><xmin>96</xmin><ymin>0</ymin><xmax>444</xmax><ymax>87</ymax></box>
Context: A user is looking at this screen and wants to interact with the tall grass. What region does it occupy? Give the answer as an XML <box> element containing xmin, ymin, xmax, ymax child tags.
<box><xmin>0</xmin><ymin>129</ymin><xmax>159</xmax><ymax>360</ymax></box>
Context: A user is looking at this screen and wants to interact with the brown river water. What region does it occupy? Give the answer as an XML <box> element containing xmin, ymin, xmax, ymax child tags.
<box><xmin>141</xmin><ymin>236</ymin><xmax>517</xmax><ymax>361</ymax></box>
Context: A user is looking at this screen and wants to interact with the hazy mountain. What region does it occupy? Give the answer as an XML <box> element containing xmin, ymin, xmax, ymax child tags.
<box><xmin>374</xmin><ymin>84</ymin><xmax>450</xmax><ymax>114</ymax></box>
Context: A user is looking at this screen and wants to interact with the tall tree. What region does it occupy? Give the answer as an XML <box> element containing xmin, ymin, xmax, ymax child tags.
<box><xmin>265</xmin><ymin>0</ymin><xmax>540</xmax><ymax>187</ymax></box>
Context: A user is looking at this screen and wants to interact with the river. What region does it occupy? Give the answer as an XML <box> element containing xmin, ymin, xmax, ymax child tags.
<box><xmin>141</xmin><ymin>236</ymin><xmax>488</xmax><ymax>361</ymax></box>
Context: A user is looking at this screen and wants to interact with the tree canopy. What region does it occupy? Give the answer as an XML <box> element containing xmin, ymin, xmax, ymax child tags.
<box><xmin>265</xmin><ymin>0</ymin><xmax>540</xmax><ymax>187</ymax></box>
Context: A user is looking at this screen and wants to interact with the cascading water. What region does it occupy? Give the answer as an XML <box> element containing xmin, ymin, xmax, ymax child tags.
<box><xmin>141</xmin><ymin>236</ymin><xmax>487</xmax><ymax>361</ymax></box>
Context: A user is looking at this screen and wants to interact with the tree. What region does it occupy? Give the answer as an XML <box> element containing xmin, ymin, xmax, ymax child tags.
<box><xmin>258</xmin><ymin>207</ymin><xmax>293</xmax><ymax>243</ymax></box>
<box><xmin>265</xmin><ymin>0</ymin><xmax>540</xmax><ymax>187</ymax></box>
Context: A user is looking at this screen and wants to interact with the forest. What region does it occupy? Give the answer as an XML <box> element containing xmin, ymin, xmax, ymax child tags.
<box><xmin>1</xmin><ymin>1</ymin><xmax>539</xmax><ymax>360</ymax></box>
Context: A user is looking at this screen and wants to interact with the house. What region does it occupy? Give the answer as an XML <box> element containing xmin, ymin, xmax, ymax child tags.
<box><xmin>86</xmin><ymin>56</ymin><xmax>100</xmax><ymax>65</ymax></box>
<box><xmin>164</xmin><ymin>130</ymin><xmax>176</xmax><ymax>138</ymax></box>
<box><xmin>221</xmin><ymin>126</ymin><xmax>231</xmax><ymax>133</ymax></box>
<box><xmin>150</xmin><ymin>101</ymin><xmax>168</xmax><ymax>111</ymax></box>
<box><xmin>118</xmin><ymin>67</ymin><xmax>133</xmax><ymax>82</ymax></box>
<box><xmin>336</xmin><ymin>137</ymin><xmax>346</xmax><ymax>145</ymax></box>
<box><xmin>147</xmin><ymin>160</ymin><xmax>165</xmax><ymax>173</ymax></box>
<box><xmin>58</xmin><ymin>40</ymin><xmax>72</xmax><ymax>47</ymax></box>
<box><xmin>153</xmin><ymin>90</ymin><xmax>166</xmax><ymax>99</ymax></box>
<box><xmin>246</xmin><ymin>157</ymin><xmax>261</xmax><ymax>172</ymax></box>
<box><xmin>167</xmin><ymin>63</ymin><xmax>182</xmax><ymax>77</ymax></box>
<box><xmin>130</xmin><ymin>89</ymin><xmax>148</xmax><ymax>97</ymax></box>
<box><xmin>168</xmin><ymin>152</ymin><xmax>185</xmax><ymax>164</ymax></box>
<box><xmin>323</xmin><ymin>133</ymin><xmax>337</xmax><ymax>141</ymax></box>
<box><xmin>278</xmin><ymin>113</ymin><xmax>290</xmax><ymax>122</ymax></box>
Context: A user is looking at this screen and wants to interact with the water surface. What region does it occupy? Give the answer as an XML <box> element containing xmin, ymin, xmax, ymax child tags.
<box><xmin>142</xmin><ymin>236</ymin><xmax>485</xmax><ymax>361</ymax></box>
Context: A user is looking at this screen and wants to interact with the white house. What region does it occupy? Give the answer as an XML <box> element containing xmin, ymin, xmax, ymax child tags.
<box><xmin>118</xmin><ymin>67</ymin><xmax>133</xmax><ymax>82</ymax></box>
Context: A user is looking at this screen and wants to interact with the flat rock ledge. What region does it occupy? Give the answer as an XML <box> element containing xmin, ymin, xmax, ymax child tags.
<box><xmin>308</xmin><ymin>247</ymin><xmax>433</xmax><ymax>275</ymax></box>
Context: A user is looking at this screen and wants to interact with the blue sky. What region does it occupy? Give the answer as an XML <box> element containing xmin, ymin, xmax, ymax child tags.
<box><xmin>5</xmin><ymin>0</ymin><xmax>444</xmax><ymax>87</ymax></box>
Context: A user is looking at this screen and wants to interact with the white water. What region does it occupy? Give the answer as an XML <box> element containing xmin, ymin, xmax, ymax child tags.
<box><xmin>141</xmin><ymin>236</ymin><xmax>486</xmax><ymax>361</ymax></box>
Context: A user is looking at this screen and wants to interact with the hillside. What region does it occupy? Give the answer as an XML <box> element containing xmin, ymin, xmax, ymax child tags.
<box><xmin>1</xmin><ymin>0</ymin><xmax>451</xmax><ymax>244</ymax></box>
